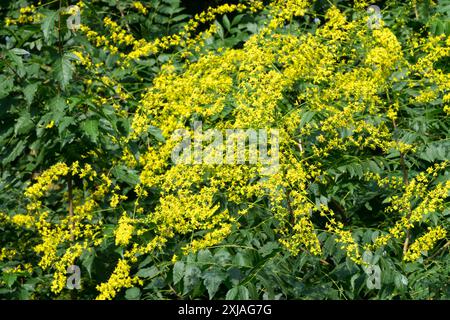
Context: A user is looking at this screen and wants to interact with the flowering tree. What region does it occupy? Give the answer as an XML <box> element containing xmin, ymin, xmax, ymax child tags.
<box><xmin>0</xmin><ymin>0</ymin><xmax>449</xmax><ymax>300</ymax></box>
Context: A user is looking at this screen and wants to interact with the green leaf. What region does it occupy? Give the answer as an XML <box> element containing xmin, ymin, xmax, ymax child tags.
<box><xmin>231</xmin><ymin>14</ymin><xmax>244</xmax><ymax>26</ymax></box>
<box><xmin>171</xmin><ymin>14</ymin><xmax>190</xmax><ymax>22</ymax></box>
<box><xmin>368</xmin><ymin>160</ymin><xmax>381</xmax><ymax>174</ymax></box>
<box><xmin>136</xmin><ymin>266</ymin><xmax>159</xmax><ymax>278</ymax></box>
<box><xmin>0</xmin><ymin>288</ymin><xmax>12</xmax><ymax>294</ymax></box>
<box><xmin>225</xmin><ymin>285</ymin><xmax>249</xmax><ymax>300</ymax></box>
<box><xmin>23</xmin><ymin>83</ymin><xmax>38</xmax><ymax>105</ymax></box>
<box><xmin>138</xmin><ymin>255</ymin><xmax>153</xmax><ymax>269</ymax></box>
<box><xmin>3</xmin><ymin>140</ymin><xmax>26</xmax><ymax>165</ymax></box>
<box><xmin>81</xmin><ymin>248</ymin><xmax>95</xmax><ymax>278</ymax></box>
<box><xmin>111</xmin><ymin>166</ymin><xmax>140</xmax><ymax>185</ymax></box>
<box><xmin>394</xmin><ymin>273</ymin><xmax>408</xmax><ymax>291</ymax></box>
<box><xmin>173</xmin><ymin>261</ymin><xmax>185</xmax><ymax>285</ymax></box>
<box><xmin>245</xmin><ymin>22</ymin><xmax>258</xmax><ymax>34</ymax></box>
<box><xmin>58</xmin><ymin>116</ymin><xmax>75</xmax><ymax>135</ymax></box>
<box><xmin>258</xmin><ymin>242</ymin><xmax>279</xmax><ymax>257</ymax></box>
<box><xmin>214</xmin><ymin>21</ymin><xmax>224</xmax><ymax>39</ymax></box>
<box><xmin>445</xmin><ymin>20</ymin><xmax>450</xmax><ymax>35</ymax></box>
<box><xmin>81</xmin><ymin>119</ymin><xmax>99</xmax><ymax>142</ymax></box>
<box><xmin>0</xmin><ymin>76</ymin><xmax>14</xmax><ymax>99</ymax></box>
<box><xmin>350</xmin><ymin>273</ymin><xmax>359</xmax><ymax>292</ymax></box>
<box><xmin>233</xmin><ymin>252</ymin><xmax>251</xmax><ymax>267</ymax></box>
<box><xmin>0</xmin><ymin>128</ymin><xmax>13</xmax><ymax>146</ymax></box>
<box><xmin>197</xmin><ymin>249</ymin><xmax>213</xmax><ymax>265</ymax></box>
<box><xmin>125</xmin><ymin>287</ymin><xmax>141</xmax><ymax>300</ymax></box>
<box><xmin>202</xmin><ymin>269</ymin><xmax>226</xmax><ymax>299</ymax></box>
<box><xmin>6</xmin><ymin>51</ymin><xmax>25</xmax><ymax>77</ymax></box>
<box><xmin>148</xmin><ymin>126</ymin><xmax>165</xmax><ymax>142</ymax></box>
<box><xmin>214</xmin><ymin>248</ymin><xmax>231</xmax><ymax>265</ymax></box>
<box><xmin>41</xmin><ymin>11</ymin><xmax>58</xmax><ymax>43</ymax></box>
<box><xmin>49</xmin><ymin>95</ymin><xmax>66</xmax><ymax>117</ymax></box>
<box><xmin>223</xmin><ymin>15</ymin><xmax>231</xmax><ymax>31</ymax></box>
<box><xmin>431</xmin><ymin>20</ymin><xmax>445</xmax><ymax>35</ymax></box>
<box><xmin>14</xmin><ymin>112</ymin><xmax>34</xmax><ymax>136</ymax></box>
<box><xmin>53</xmin><ymin>55</ymin><xmax>74</xmax><ymax>90</ymax></box>
<box><xmin>3</xmin><ymin>273</ymin><xmax>17</xmax><ymax>288</ymax></box>
<box><xmin>10</xmin><ymin>48</ymin><xmax>30</xmax><ymax>56</ymax></box>
<box><xmin>299</xmin><ymin>111</ymin><xmax>316</xmax><ymax>128</ymax></box>
<box><xmin>183</xmin><ymin>264</ymin><xmax>201</xmax><ymax>294</ymax></box>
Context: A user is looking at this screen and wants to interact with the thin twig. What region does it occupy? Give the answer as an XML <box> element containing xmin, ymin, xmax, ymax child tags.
<box><xmin>392</xmin><ymin>118</ymin><xmax>412</xmax><ymax>255</ymax></box>
<box><xmin>428</xmin><ymin>240</ymin><xmax>450</xmax><ymax>260</ymax></box>
<box><xmin>58</xmin><ymin>1</ymin><xmax>63</xmax><ymax>56</ymax></box>
<box><xmin>413</xmin><ymin>0</ymin><xmax>419</xmax><ymax>20</ymax></box>
<box><xmin>68</xmin><ymin>174</ymin><xmax>74</xmax><ymax>242</ymax></box>
<box><xmin>285</xmin><ymin>188</ymin><xmax>295</xmax><ymax>226</ymax></box>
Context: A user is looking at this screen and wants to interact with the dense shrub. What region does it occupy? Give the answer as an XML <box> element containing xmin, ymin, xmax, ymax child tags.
<box><xmin>0</xmin><ymin>0</ymin><xmax>449</xmax><ymax>300</ymax></box>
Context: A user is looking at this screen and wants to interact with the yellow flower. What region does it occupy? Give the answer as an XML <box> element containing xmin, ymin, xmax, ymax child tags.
<box><xmin>96</xmin><ymin>259</ymin><xmax>141</xmax><ymax>300</ymax></box>
<box><xmin>11</xmin><ymin>214</ymin><xmax>35</xmax><ymax>228</ymax></box>
<box><xmin>132</xmin><ymin>2</ymin><xmax>148</xmax><ymax>15</ymax></box>
<box><xmin>404</xmin><ymin>226</ymin><xmax>447</xmax><ymax>262</ymax></box>
<box><xmin>46</xmin><ymin>120</ymin><xmax>55</xmax><ymax>129</ymax></box>
<box><xmin>115</xmin><ymin>214</ymin><xmax>134</xmax><ymax>246</ymax></box>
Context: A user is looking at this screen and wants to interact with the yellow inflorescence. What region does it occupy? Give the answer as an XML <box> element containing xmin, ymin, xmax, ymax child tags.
<box><xmin>25</xmin><ymin>162</ymin><xmax>70</xmax><ymax>200</ymax></box>
<box><xmin>404</xmin><ymin>226</ymin><xmax>447</xmax><ymax>262</ymax></box>
<box><xmin>96</xmin><ymin>259</ymin><xmax>142</xmax><ymax>300</ymax></box>
<box><xmin>51</xmin><ymin>243</ymin><xmax>85</xmax><ymax>294</ymax></box>
<box><xmin>11</xmin><ymin>214</ymin><xmax>35</xmax><ymax>228</ymax></box>
<box><xmin>5</xmin><ymin>5</ymin><xmax>43</xmax><ymax>25</ymax></box>
<box><xmin>132</xmin><ymin>2</ymin><xmax>148</xmax><ymax>15</ymax></box>
<box><xmin>366</xmin><ymin>162</ymin><xmax>450</xmax><ymax>253</ymax></box>
<box><xmin>115</xmin><ymin>213</ymin><xmax>134</xmax><ymax>246</ymax></box>
<box><xmin>327</xmin><ymin>220</ymin><xmax>362</xmax><ymax>264</ymax></box>
<box><xmin>5</xmin><ymin>0</ymin><xmax>449</xmax><ymax>299</ymax></box>
<box><xmin>0</xmin><ymin>248</ymin><xmax>17</xmax><ymax>262</ymax></box>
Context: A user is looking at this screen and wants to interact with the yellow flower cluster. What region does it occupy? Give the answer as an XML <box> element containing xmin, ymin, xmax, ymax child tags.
<box><xmin>21</xmin><ymin>160</ymin><xmax>117</xmax><ymax>292</ymax></box>
<box><xmin>2</xmin><ymin>263</ymin><xmax>33</xmax><ymax>275</ymax></box>
<box><xmin>404</xmin><ymin>226</ymin><xmax>447</xmax><ymax>262</ymax></box>
<box><xmin>25</xmin><ymin>162</ymin><xmax>70</xmax><ymax>199</ymax></box>
<box><xmin>412</xmin><ymin>34</ymin><xmax>449</xmax><ymax>107</ymax></box>
<box><xmin>182</xmin><ymin>1</ymin><xmax>263</xmax><ymax>33</ymax></box>
<box><xmin>103</xmin><ymin>17</ymin><xmax>135</xmax><ymax>47</ymax></box>
<box><xmin>0</xmin><ymin>248</ymin><xmax>17</xmax><ymax>262</ymax></box>
<box><xmin>5</xmin><ymin>5</ymin><xmax>43</xmax><ymax>26</ymax></box>
<box><xmin>366</xmin><ymin>162</ymin><xmax>450</xmax><ymax>252</ymax></box>
<box><xmin>51</xmin><ymin>243</ymin><xmax>85</xmax><ymax>294</ymax></box>
<box><xmin>110</xmin><ymin>193</ymin><xmax>127</xmax><ymax>208</ymax></box>
<box><xmin>268</xmin><ymin>0</ymin><xmax>309</xmax><ymax>29</ymax></box>
<box><xmin>444</xmin><ymin>105</ymin><xmax>450</xmax><ymax>116</ymax></box>
<box><xmin>76</xmin><ymin>1</ymin><xmax>264</xmax><ymax>64</ymax></box>
<box><xmin>11</xmin><ymin>214</ymin><xmax>35</xmax><ymax>228</ymax></box>
<box><xmin>96</xmin><ymin>259</ymin><xmax>142</xmax><ymax>300</ymax></box>
<box><xmin>72</xmin><ymin>51</ymin><xmax>93</xmax><ymax>69</ymax></box>
<box><xmin>80</xmin><ymin>24</ymin><xmax>118</xmax><ymax>53</ymax></box>
<box><xmin>132</xmin><ymin>2</ymin><xmax>148</xmax><ymax>15</ymax></box>
<box><xmin>326</xmin><ymin>220</ymin><xmax>362</xmax><ymax>264</ymax></box>
<box><xmin>281</xmin><ymin>216</ymin><xmax>322</xmax><ymax>256</ymax></box>
<box><xmin>115</xmin><ymin>213</ymin><xmax>134</xmax><ymax>246</ymax></box>
<box><xmin>354</xmin><ymin>0</ymin><xmax>371</xmax><ymax>9</ymax></box>
<box><xmin>125</xmin><ymin>3</ymin><xmax>421</xmax><ymax>267</ymax></box>
<box><xmin>183</xmin><ymin>222</ymin><xmax>233</xmax><ymax>254</ymax></box>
